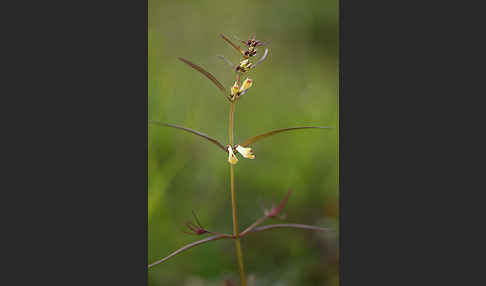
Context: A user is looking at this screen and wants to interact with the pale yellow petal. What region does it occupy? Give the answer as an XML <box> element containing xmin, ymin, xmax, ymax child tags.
<box><xmin>239</xmin><ymin>78</ymin><xmax>253</xmax><ymax>93</ymax></box>
<box><xmin>235</xmin><ymin>145</ymin><xmax>255</xmax><ymax>159</ymax></box>
<box><xmin>231</xmin><ymin>81</ymin><xmax>239</xmax><ymax>96</ymax></box>
<box><xmin>227</xmin><ymin>146</ymin><xmax>239</xmax><ymax>164</ymax></box>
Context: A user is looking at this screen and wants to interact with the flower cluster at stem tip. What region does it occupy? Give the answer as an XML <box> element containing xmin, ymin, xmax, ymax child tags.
<box><xmin>226</xmin><ymin>35</ymin><xmax>268</xmax><ymax>165</ymax></box>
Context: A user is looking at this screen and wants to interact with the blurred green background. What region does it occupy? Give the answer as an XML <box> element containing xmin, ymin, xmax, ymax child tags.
<box><xmin>149</xmin><ymin>0</ymin><xmax>338</xmax><ymax>285</ymax></box>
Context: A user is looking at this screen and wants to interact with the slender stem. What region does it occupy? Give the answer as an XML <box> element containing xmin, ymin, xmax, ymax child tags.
<box><xmin>234</xmin><ymin>238</ymin><xmax>245</xmax><ymax>283</ymax></box>
<box><xmin>229</xmin><ymin>102</ymin><xmax>238</xmax><ymax>236</ymax></box>
<box><xmin>229</xmin><ymin>101</ymin><xmax>235</xmax><ymax>146</ymax></box>
<box><xmin>229</xmin><ymin>101</ymin><xmax>247</xmax><ymax>286</ymax></box>
<box><xmin>230</xmin><ymin>165</ymin><xmax>238</xmax><ymax>236</ymax></box>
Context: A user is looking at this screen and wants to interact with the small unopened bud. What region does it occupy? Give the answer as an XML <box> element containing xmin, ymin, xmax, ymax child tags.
<box><xmin>239</xmin><ymin>78</ymin><xmax>253</xmax><ymax>93</ymax></box>
<box><xmin>227</xmin><ymin>146</ymin><xmax>238</xmax><ymax>165</ymax></box>
<box><xmin>231</xmin><ymin>81</ymin><xmax>239</xmax><ymax>96</ymax></box>
<box><xmin>184</xmin><ymin>211</ymin><xmax>209</xmax><ymax>235</ymax></box>
<box><xmin>235</xmin><ymin>145</ymin><xmax>255</xmax><ymax>159</ymax></box>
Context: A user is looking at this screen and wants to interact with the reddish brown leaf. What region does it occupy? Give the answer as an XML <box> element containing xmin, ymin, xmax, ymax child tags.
<box><xmin>220</xmin><ymin>34</ymin><xmax>246</xmax><ymax>57</ymax></box>
<box><xmin>178</xmin><ymin>57</ymin><xmax>226</xmax><ymax>94</ymax></box>
<box><xmin>240</xmin><ymin>126</ymin><xmax>333</xmax><ymax>147</ymax></box>
<box><xmin>149</xmin><ymin>121</ymin><xmax>227</xmax><ymax>151</ymax></box>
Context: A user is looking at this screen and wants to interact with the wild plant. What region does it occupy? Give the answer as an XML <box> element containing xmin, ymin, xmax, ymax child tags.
<box><xmin>149</xmin><ymin>34</ymin><xmax>334</xmax><ymax>286</ymax></box>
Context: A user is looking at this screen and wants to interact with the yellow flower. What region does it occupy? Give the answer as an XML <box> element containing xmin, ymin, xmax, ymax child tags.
<box><xmin>227</xmin><ymin>146</ymin><xmax>239</xmax><ymax>164</ymax></box>
<box><xmin>239</xmin><ymin>78</ymin><xmax>253</xmax><ymax>93</ymax></box>
<box><xmin>235</xmin><ymin>145</ymin><xmax>255</xmax><ymax>159</ymax></box>
<box><xmin>238</xmin><ymin>59</ymin><xmax>252</xmax><ymax>72</ymax></box>
<box><xmin>231</xmin><ymin>81</ymin><xmax>239</xmax><ymax>96</ymax></box>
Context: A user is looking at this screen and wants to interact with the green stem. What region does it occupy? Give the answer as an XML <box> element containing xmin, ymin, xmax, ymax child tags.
<box><xmin>229</xmin><ymin>101</ymin><xmax>247</xmax><ymax>286</ymax></box>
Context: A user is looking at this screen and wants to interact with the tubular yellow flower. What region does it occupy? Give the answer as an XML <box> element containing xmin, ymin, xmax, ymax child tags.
<box><xmin>231</xmin><ymin>81</ymin><xmax>239</xmax><ymax>96</ymax></box>
<box><xmin>239</xmin><ymin>78</ymin><xmax>253</xmax><ymax>93</ymax></box>
<box><xmin>238</xmin><ymin>59</ymin><xmax>252</xmax><ymax>72</ymax></box>
<box><xmin>227</xmin><ymin>146</ymin><xmax>239</xmax><ymax>164</ymax></box>
<box><xmin>235</xmin><ymin>145</ymin><xmax>255</xmax><ymax>159</ymax></box>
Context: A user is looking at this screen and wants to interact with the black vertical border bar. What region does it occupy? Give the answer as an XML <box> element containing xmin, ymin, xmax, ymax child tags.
<box><xmin>3</xmin><ymin>0</ymin><xmax>149</xmax><ymax>284</ymax></box>
<box><xmin>339</xmin><ymin>0</ymin><xmax>343</xmax><ymax>283</ymax></box>
<box><xmin>144</xmin><ymin>0</ymin><xmax>149</xmax><ymax>282</ymax></box>
<box><xmin>7</xmin><ymin>0</ymin><xmax>150</xmax><ymax>284</ymax></box>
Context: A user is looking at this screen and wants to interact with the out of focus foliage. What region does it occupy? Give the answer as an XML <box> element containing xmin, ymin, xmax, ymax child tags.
<box><xmin>149</xmin><ymin>0</ymin><xmax>338</xmax><ymax>285</ymax></box>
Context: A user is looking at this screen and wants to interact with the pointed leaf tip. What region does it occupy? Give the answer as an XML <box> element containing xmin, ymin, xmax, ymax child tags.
<box><xmin>240</xmin><ymin>126</ymin><xmax>334</xmax><ymax>147</ymax></box>
<box><xmin>220</xmin><ymin>33</ymin><xmax>246</xmax><ymax>56</ymax></box>
<box><xmin>177</xmin><ymin>57</ymin><xmax>226</xmax><ymax>94</ymax></box>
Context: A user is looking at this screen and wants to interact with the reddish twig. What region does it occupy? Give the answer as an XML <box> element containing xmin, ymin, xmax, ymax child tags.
<box><xmin>148</xmin><ymin>234</ymin><xmax>233</xmax><ymax>268</ymax></box>
<box><xmin>239</xmin><ymin>216</ymin><xmax>267</xmax><ymax>237</ymax></box>
<box><xmin>148</xmin><ymin>222</ymin><xmax>329</xmax><ymax>268</ymax></box>
<box><xmin>183</xmin><ymin>210</ymin><xmax>231</xmax><ymax>237</ymax></box>
<box><xmin>240</xmin><ymin>189</ymin><xmax>291</xmax><ymax>237</ymax></box>
<box><xmin>148</xmin><ymin>191</ymin><xmax>331</xmax><ymax>268</ymax></box>
<box><xmin>248</xmin><ymin>223</ymin><xmax>329</xmax><ymax>234</ymax></box>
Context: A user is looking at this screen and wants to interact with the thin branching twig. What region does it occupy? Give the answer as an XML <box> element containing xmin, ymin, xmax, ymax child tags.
<box><xmin>148</xmin><ymin>234</ymin><xmax>232</xmax><ymax>268</ymax></box>
<box><xmin>240</xmin><ymin>189</ymin><xmax>292</xmax><ymax>236</ymax></box>
<box><xmin>248</xmin><ymin>224</ymin><xmax>329</xmax><ymax>234</ymax></box>
<box><xmin>148</xmin><ymin>223</ymin><xmax>328</xmax><ymax>267</ymax></box>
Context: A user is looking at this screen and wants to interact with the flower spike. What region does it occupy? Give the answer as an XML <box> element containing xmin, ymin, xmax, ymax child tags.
<box><xmin>227</xmin><ymin>146</ymin><xmax>238</xmax><ymax>165</ymax></box>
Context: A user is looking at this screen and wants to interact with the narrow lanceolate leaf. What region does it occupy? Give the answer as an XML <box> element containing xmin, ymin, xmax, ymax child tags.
<box><xmin>149</xmin><ymin>120</ymin><xmax>226</xmax><ymax>151</ymax></box>
<box><xmin>252</xmin><ymin>48</ymin><xmax>269</xmax><ymax>68</ymax></box>
<box><xmin>177</xmin><ymin>57</ymin><xmax>226</xmax><ymax>94</ymax></box>
<box><xmin>239</xmin><ymin>126</ymin><xmax>333</xmax><ymax>147</ymax></box>
<box><xmin>220</xmin><ymin>34</ymin><xmax>245</xmax><ymax>57</ymax></box>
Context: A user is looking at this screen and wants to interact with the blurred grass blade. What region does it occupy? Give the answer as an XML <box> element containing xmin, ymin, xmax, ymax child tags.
<box><xmin>220</xmin><ymin>34</ymin><xmax>245</xmax><ymax>56</ymax></box>
<box><xmin>240</xmin><ymin>126</ymin><xmax>333</xmax><ymax>147</ymax></box>
<box><xmin>252</xmin><ymin>48</ymin><xmax>269</xmax><ymax>68</ymax></box>
<box><xmin>149</xmin><ymin>120</ymin><xmax>226</xmax><ymax>151</ymax></box>
<box><xmin>231</xmin><ymin>34</ymin><xmax>246</xmax><ymax>45</ymax></box>
<box><xmin>258</xmin><ymin>40</ymin><xmax>271</xmax><ymax>47</ymax></box>
<box><xmin>178</xmin><ymin>57</ymin><xmax>226</xmax><ymax>94</ymax></box>
<box><xmin>217</xmin><ymin>54</ymin><xmax>235</xmax><ymax>69</ymax></box>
